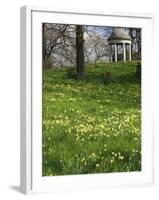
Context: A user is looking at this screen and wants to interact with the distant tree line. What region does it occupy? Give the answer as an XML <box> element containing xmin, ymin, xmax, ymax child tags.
<box><xmin>42</xmin><ymin>23</ymin><xmax>141</xmax><ymax>79</ymax></box>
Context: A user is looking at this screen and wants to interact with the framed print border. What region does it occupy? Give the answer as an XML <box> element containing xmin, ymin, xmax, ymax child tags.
<box><xmin>20</xmin><ymin>6</ymin><xmax>154</xmax><ymax>194</ymax></box>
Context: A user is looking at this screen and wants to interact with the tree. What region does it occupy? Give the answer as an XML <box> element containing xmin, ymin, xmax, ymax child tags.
<box><xmin>84</xmin><ymin>26</ymin><xmax>111</xmax><ymax>65</ymax></box>
<box><xmin>76</xmin><ymin>25</ymin><xmax>85</xmax><ymax>79</ymax></box>
<box><xmin>136</xmin><ymin>28</ymin><xmax>141</xmax><ymax>59</ymax></box>
<box><xmin>42</xmin><ymin>24</ymin><xmax>74</xmax><ymax>68</ymax></box>
<box><xmin>129</xmin><ymin>28</ymin><xmax>141</xmax><ymax>60</ymax></box>
<box><xmin>42</xmin><ymin>23</ymin><xmax>47</xmax><ymax>63</ymax></box>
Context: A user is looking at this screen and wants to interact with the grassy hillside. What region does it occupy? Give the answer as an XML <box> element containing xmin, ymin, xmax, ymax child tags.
<box><xmin>42</xmin><ymin>61</ymin><xmax>141</xmax><ymax>176</ymax></box>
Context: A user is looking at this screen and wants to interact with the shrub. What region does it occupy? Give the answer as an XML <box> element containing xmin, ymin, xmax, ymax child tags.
<box><xmin>102</xmin><ymin>72</ymin><xmax>112</xmax><ymax>85</ymax></box>
<box><xmin>135</xmin><ymin>62</ymin><xmax>141</xmax><ymax>79</ymax></box>
<box><xmin>43</xmin><ymin>58</ymin><xmax>54</xmax><ymax>69</ymax></box>
<box><xmin>66</xmin><ymin>67</ymin><xmax>77</xmax><ymax>79</ymax></box>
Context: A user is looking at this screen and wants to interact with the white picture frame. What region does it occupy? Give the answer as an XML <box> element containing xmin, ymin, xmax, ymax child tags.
<box><xmin>20</xmin><ymin>5</ymin><xmax>154</xmax><ymax>194</ymax></box>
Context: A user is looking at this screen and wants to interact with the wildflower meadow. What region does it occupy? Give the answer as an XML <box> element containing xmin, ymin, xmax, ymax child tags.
<box><xmin>42</xmin><ymin>61</ymin><xmax>141</xmax><ymax>176</ymax></box>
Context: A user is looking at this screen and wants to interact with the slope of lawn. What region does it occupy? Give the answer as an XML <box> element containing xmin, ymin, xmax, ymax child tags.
<box><xmin>42</xmin><ymin>61</ymin><xmax>141</xmax><ymax>176</ymax></box>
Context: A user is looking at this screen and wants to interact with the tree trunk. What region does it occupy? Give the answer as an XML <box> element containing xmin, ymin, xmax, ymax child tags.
<box><xmin>42</xmin><ymin>23</ymin><xmax>47</xmax><ymax>64</ymax></box>
<box><xmin>76</xmin><ymin>25</ymin><xmax>85</xmax><ymax>79</ymax></box>
<box><xmin>129</xmin><ymin>28</ymin><xmax>134</xmax><ymax>59</ymax></box>
<box><xmin>136</xmin><ymin>29</ymin><xmax>141</xmax><ymax>60</ymax></box>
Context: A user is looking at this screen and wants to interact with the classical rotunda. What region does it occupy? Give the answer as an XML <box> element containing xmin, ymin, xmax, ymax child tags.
<box><xmin>108</xmin><ymin>27</ymin><xmax>132</xmax><ymax>62</ymax></box>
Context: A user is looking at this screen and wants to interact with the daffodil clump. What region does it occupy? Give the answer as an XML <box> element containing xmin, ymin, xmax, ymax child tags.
<box><xmin>42</xmin><ymin>61</ymin><xmax>141</xmax><ymax>176</ymax></box>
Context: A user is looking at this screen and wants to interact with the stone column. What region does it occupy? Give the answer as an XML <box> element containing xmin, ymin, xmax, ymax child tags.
<box><xmin>129</xmin><ymin>44</ymin><xmax>131</xmax><ymax>61</ymax></box>
<box><xmin>109</xmin><ymin>45</ymin><xmax>112</xmax><ymax>62</ymax></box>
<box><xmin>123</xmin><ymin>43</ymin><xmax>126</xmax><ymax>62</ymax></box>
<box><xmin>114</xmin><ymin>43</ymin><xmax>117</xmax><ymax>62</ymax></box>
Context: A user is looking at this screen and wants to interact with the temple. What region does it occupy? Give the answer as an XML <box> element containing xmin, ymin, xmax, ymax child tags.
<box><xmin>108</xmin><ymin>27</ymin><xmax>132</xmax><ymax>62</ymax></box>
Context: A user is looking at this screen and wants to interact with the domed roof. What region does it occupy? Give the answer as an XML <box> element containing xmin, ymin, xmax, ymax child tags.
<box><xmin>108</xmin><ymin>28</ymin><xmax>131</xmax><ymax>42</ymax></box>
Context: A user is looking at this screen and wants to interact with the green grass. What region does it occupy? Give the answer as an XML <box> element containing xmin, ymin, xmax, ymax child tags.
<box><xmin>42</xmin><ymin>61</ymin><xmax>141</xmax><ymax>176</ymax></box>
